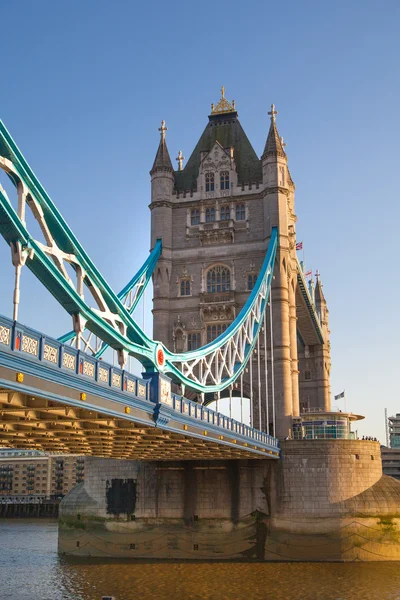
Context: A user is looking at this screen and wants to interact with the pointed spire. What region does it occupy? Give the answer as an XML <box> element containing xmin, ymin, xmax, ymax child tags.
<box><xmin>315</xmin><ymin>271</ymin><xmax>326</xmax><ymax>303</ymax></box>
<box><xmin>262</xmin><ymin>103</ymin><xmax>286</xmax><ymax>159</ymax></box>
<box><xmin>150</xmin><ymin>120</ymin><xmax>174</xmax><ymax>176</ymax></box>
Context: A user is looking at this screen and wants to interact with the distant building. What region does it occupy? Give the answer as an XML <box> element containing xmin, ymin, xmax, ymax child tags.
<box><xmin>0</xmin><ymin>449</ymin><xmax>85</xmax><ymax>500</ymax></box>
<box><xmin>389</xmin><ymin>414</ymin><xmax>400</xmax><ymax>448</ymax></box>
<box><xmin>381</xmin><ymin>414</ymin><xmax>400</xmax><ymax>480</ymax></box>
<box><xmin>381</xmin><ymin>447</ymin><xmax>400</xmax><ymax>480</ymax></box>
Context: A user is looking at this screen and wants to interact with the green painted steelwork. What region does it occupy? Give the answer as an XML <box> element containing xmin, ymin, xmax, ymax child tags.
<box><xmin>58</xmin><ymin>238</ymin><xmax>162</xmax><ymax>358</ymax></box>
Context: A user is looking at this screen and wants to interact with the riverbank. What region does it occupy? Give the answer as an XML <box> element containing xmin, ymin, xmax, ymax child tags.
<box><xmin>0</xmin><ymin>500</ymin><xmax>59</xmax><ymax>518</ymax></box>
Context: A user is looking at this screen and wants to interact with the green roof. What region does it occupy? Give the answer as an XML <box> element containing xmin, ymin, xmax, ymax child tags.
<box><xmin>174</xmin><ymin>112</ymin><xmax>262</xmax><ymax>192</ymax></box>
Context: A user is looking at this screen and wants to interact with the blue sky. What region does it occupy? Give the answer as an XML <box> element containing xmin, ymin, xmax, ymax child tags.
<box><xmin>0</xmin><ymin>0</ymin><xmax>399</xmax><ymax>441</ymax></box>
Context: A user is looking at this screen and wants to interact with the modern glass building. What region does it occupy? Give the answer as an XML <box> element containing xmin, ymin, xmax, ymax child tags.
<box><xmin>292</xmin><ymin>411</ymin><xmax>364</xmax><ymax>440</ymax></box>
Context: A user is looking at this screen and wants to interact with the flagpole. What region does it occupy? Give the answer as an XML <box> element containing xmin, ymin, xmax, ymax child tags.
<box><xmin>344</xmin><ymin>389</ymin><xmax>347</xmax><ymax>413</ymax></box>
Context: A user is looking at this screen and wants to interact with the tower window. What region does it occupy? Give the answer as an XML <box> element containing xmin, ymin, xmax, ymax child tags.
<box><xmin>191</xmin><ymin>209</ymin><xmax>200</xmax><ymax>226</ymax></box>
<box><xmin>180</xmin><ymin>280</ymin><xmax>191</xmax><ymax>296</ymax></box>
<box><xmin>205</xmin><ymin>207</ymin><xmax>215</xmax><ymax>223</ymax></box>
<box><xmin>220</xmin><ymin>171</ymin><xmax>230</xmax><ymax>190</ymax></box>
<box><xmin>220</xmin><ymin>205</ymin><xmax>230</xmax><ymax>221</ymax></box>
<box><xmin>207</xmin><ymin>324</ymin><xmax>228</xmax><ymax>343</ymax></box>
<box><xmin>188</xmin><ymin>333</ymin><xmax>201</xmax><ymax>351</ymax></box>
<box><xmin>235</xmin><ymin>204</ymin><xmax>246</xmax><ymax>220</ymax></box>
<box><xmin>247</xmin><ymin>273</ymin><xmax>257</xmax><ymax>291</ymax></box>
<box><xmin>279</xmin><ymin>166</ymin><xmax>285</xmax><ymax>186</ymax></box>
<box><xmin>206</xmin><ymin>265</ymin><xmax>231</xmax><ymax>293</ymax></box>
<box><xmin>304</xmin><ymin>370</ymin><xmax>311</xmax><ymax>380</ymax></box>
<box><xmin>205</xmin><ymin>172</ymin><xmax>215</xmax><ymax>192</ymax></box>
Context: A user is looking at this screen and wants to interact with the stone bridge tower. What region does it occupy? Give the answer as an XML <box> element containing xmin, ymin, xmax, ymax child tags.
<box><xmin>150</xmin><ymin>89</ymin><xmax>331</xmax><ymax>438</ymax></box>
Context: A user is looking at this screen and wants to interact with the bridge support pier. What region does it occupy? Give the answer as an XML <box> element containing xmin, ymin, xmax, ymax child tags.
<box><xmin>59</xmin><ymin>441</ymin><xmax>400</xmax><ymax>561</ymax></box>
<box><xmin>58</xmin><ymin>457</ymin><xmax>273</xmax><ymax>560</ymax></box>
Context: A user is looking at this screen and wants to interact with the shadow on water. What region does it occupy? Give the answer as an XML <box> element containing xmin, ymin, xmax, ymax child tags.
<box><xmin>1</xmin><ymin>521</ymin><xmax>400</xmax><ymax>600</ymax></box>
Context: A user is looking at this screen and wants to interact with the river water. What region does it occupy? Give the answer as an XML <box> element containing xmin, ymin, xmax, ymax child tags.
<box><xmin>1</xmin><ymin>520</ymin><xmax>400</xmax><ymax>600</ymax></box>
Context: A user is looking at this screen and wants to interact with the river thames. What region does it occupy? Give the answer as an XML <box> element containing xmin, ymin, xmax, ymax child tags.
<box><xmin>1</xmin><ymin>520</ymin><xmax>400</xmax><ymax>600</ymax></box>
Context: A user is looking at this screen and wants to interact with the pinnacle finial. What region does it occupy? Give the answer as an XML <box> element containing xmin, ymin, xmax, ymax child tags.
<box><xmin>315</xmin><ymin>269</ymin><xmax>321</xmax><ymax>281</ymax></box>
<box><xmin>158</xmin><ymin>120</ymin><xmax>168</xmax><ymax>142</ymax></box>
<box><xmin>268</xmin><ymin>103</ymin><xmax>278</xmax><ymax>123</ymax></box>
<box><xmin>211</xmin><ymin>87</ymin><xmax>236</xmax><ymax>115</ymax></box>
<box><xmin>176</xmin><ymin>150</ymin><xmax>184</xmax><ymax>171</ymax></box>
<box><xmin>280</xmin><ymin>136</ymin><xmax>286</xmax><ymax>148</ymax></box>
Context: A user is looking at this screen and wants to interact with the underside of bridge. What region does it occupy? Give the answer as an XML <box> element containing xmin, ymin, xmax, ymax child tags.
<box><xmin>0</xmin><ymin>389</ymin><xmax>274</xmax><ymax>460</ymax></box>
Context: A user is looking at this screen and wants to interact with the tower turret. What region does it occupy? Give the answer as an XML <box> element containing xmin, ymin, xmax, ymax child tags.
<box><xmin>262</xmin><ymin>105</ymin><xmax>299</xmax><ymax>436</ymax></box>
<box><xmin>314</xmin><ymin>273</ymin><xmax>331</xmax><ymax>410</ymax></box>
<box><xmin>150</xmin><ymin>121</ymin><xmax>174</xmax><ymax>345</ymax></box>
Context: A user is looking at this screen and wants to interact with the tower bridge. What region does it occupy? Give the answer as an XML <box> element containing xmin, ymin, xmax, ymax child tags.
<box><xmin>1</xmin><ymin>90</ymin><xmax>399</xmax><ymax>562</ymax></box>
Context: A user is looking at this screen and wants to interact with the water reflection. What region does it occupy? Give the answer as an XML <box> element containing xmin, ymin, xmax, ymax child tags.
<box><xmin>1</xmin><ymin>521</ymin><xmax>400</xmax><ymax>600</ymax></box>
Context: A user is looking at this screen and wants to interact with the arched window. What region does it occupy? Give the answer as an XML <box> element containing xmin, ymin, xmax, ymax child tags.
<box><xmin>188</xmin><ymin>333</ymin><xmax>201</xmax><ymax>351</ymax></box>
<box><xmin>305</xmin><ymin>370</ymin><xmax>311</xmax><ymax>380</ymax></box>
<box><xmin>220</xmin><ymin>205</ymin><xmax>230</xmax><ymax>221</ymax></box>
<box><xmin>207</xmin><ymin>323</ymin><xmax>228</xmax><ymax>343</ymax></box>
<box><xmin>279</xmin><ymin>166</ymin><xmax>285</xmax><ymax>186</ymax></box>
<box><xmin>206</xmin><ymin>265</ymin><xmax>231</xmax><ymax>293</ymax></box>
<box><xmin>247</xmin><ymin>273</ymin><xmax>257</xmax><ymax>291</ymax></box>
<box><xmin>180</xmin><ymin>280</ymin><xmax>191</xmax><ymax>296</ymax></box>
<box><xmin>220</xmin><ymin>171</ymin><xmax>230</xmax><ymax>190</ymax></box>
<box><xmin>205</xmin><ymin>207</ymin><xmax>215</xmax><ymax>223</ymax></box>
<box><xmin>191</xmin><ymin>209</ymin><xmax>200</xmax><ymax>225</ymax></box>
<box><xmin>205</xmin><ymin>172</ymin><xmax>215</xmax><ymax>192</ymax></box>
<box><xmin>235</xmin><ymin>204</ymin><xmax>246</xmax><ymax>220</ymax></box>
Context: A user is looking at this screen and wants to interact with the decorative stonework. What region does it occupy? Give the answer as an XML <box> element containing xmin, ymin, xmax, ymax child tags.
<box><xmin>127</xmin><ymin>379</ymin><xmax>135</xmax><ymax>393</ymax></box>
<box><xmin>172</xmin><ymin>315</ymin><xmax>186</xmax><ymax>352</ymax></box>
<box><xmin>83</xmin><ymin>361</ymin><xmax>95</xmax><ymax>378</ymax></box>
<box><xmin>160</xmin><ymin>378</ymin><xmax>172</xmax><ymax>405</ymax></box>
<box><xmin>43</xmin><ymin>344</ymin><xmax>58</xmax><ymax>364</ymax></box>
<box><xmin>200</xmin><ymin>225</ymin><xmax>234</xmax><ymax>246</ymax></box>
<box><xmin>21</xmin><ymin>335</ymin><xmax>38</xmax><ymax>356</ymax></box>
<box><xmin>211</xmin><ymin>86</ymin><xmax>236</xmax><ymax>114</ymax></box>
<box><xmin>138</xmin><ymin>383</ymin><xmax>146</xmax><ymax>398</ymax></box>
<box><xmin>112</xmin><ymin>372</ymin><xmax>121</xmax><ymax>388</ymax></box>
<box><xmin>63</xmin><ymin>352</ymin><xmax>76</xmax><ymax>370</ymax></box>
<box><xmin>98</xmin><ymin>366</ymin><xmax>109</xmax><ymax>383</ymax></box>
<box><xmin>0</xmin><ymin>325</ymin><xmax>11</xmax><ymax>346</ymax></box>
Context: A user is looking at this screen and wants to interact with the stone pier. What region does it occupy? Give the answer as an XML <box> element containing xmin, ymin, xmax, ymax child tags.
<box><xmin>59</xmin><ymin>440</ymin><xmax>400</xmax><ymax>561</ymax></box>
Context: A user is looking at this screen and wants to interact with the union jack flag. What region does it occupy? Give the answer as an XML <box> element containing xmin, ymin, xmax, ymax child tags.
<box><xmin>304</xmin><ymin>270</ymin><xmax>312</xmax><ymax>278</ymax></box>
<box><xmin>296</xmin><ymin>242</ymin><xmax>303</xmax><ymax>251</ymax></box>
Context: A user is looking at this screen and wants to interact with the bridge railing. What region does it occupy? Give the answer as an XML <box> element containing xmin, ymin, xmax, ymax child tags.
<box><xmin>170</xmin><ymin>393</ymin><xmax>279</xmax><ymax>448</ymax></box>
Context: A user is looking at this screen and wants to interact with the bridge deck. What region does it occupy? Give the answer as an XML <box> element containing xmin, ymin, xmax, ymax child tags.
<box><xmin>0</xmin><ymin>316</ymin><xmax>280</xmax><ymax>460</ymax></box>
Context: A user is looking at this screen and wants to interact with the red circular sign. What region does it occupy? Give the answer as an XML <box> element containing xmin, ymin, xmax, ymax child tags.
<box><xmin>157</xmin><ymin>347</ymin><xmax>165</xmax><ymax>367</ymax></box>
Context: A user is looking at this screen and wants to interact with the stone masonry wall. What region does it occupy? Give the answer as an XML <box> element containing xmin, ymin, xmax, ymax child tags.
<box><xmin>59</xmin><ymin>458</ymin><xmax>273</xmax><ymax>559</ymax></box>
<box><xmin>274</xmin><ymin>439</ymin><xmax>382</xmax><ymax>516</ymax></box>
